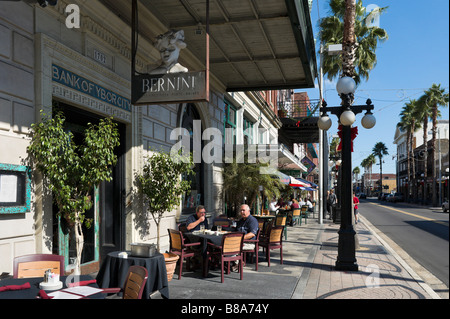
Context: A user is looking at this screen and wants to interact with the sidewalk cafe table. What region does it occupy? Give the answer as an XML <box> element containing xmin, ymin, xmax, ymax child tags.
<box><xmin>0</xmin><ymin>275</ymin><xmax>104</xmax><ymax>299</ymax></box>
<box><xmin>185</xmin><ymin>230</ymin><xmax>227</xmax><ymax>277</ymax></box>
<box><xmin>96</xmin><ymin>251</ymin><xmax>169</xmax><ymax>299</ymax></box>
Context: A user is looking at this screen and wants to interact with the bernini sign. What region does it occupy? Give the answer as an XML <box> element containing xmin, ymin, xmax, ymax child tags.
<box><xmin>132</xmin><ymin>30</ymin><xmax>208</xmax><ymax>105</ymax></box>
<box><xmin>132</xmin><ymin>71</ymin><xmax>207</xmax><ymax>104</ymax></box>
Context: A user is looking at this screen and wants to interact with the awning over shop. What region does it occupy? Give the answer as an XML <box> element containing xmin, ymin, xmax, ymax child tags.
<box><xmin>289</xmin><ymin>176</ymin><xmax>310</xmax><ymax>187</ymax></box>
<box><xmin>100</xmin><ymin>0</ymin><xmax>317</xmax><ymax>91</ymax></box>
<box><xmin>297</xmin><ymin>177</ymin><xmax>318</xmax><ymax>188</ymax></box>
<box><xmin>274</xmin><ymin>171</ymin><xmax>310</xmax><ymax>187</ymax></box>
<box><xmin>298</xmin><ymin>186</ymin><xmax>317</xmax><ymax>191</ymax></box>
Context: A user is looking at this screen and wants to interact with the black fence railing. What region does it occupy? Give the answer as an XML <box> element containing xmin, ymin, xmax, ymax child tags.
<box><xmin>277</xmin><ymin>99</ymin><xmax>321</xmax><ymax>118</ymax></box>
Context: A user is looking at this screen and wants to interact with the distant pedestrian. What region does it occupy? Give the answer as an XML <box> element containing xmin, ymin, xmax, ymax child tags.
<box><xmin>326</xmin><ymin>190</ymin><xmax>331</xmax><ymax>218</ymax></box>
<box><xmin>329</xmin><ymin>189</ymin><xmax>337</xmax><ymax>220</ymax></box>
<box><xmin>353</xmin><ymin>192</ymin><xmax>360</xmax><ymax>224</ymax></box>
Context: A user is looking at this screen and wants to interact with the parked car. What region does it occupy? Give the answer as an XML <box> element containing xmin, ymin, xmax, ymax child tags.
<box><xmin>443</xmin><ymin>200</ymin><xmax>449</xmax><ymax>213</ymax></box>
<box><xmin>379</xmin><ymin>193</ymin><xmax>389</xmax><ymax>201</ymax></box>
<box><xmin>388</xmin><ymin>193</ymin><xmax>404</xmax><ymax>203</ymax></box>
<box><xmin>385</xmin><ymin>194</ymin><xmax>394</xmax><ymax>202</ymax></box>
<box><xmin>359</xmin><ymin>193</ymin><xmax>367</xmax><ymax>199</ymax></box>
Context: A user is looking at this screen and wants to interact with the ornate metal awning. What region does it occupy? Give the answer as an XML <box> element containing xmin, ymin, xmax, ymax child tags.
<box><xmin>99</xmin><ymin>0</ymin><xmax>317</xmax><ymax>91</ymax></box>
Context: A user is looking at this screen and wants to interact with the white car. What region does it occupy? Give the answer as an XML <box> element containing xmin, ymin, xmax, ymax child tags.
<box><xmin>443</xmin><ymin>200</ymin><xmax>449</xmax><ymax>213</ymax></box>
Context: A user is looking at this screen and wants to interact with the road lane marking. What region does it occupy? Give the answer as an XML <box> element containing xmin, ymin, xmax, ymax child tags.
<box><xmin>368</xmin><ymin>202</ymin><xmax>448</xmax><ymax>226</ymax></box>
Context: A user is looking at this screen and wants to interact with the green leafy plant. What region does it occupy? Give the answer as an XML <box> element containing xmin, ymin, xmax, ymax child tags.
<box><xmin>222</xmin><ymin>151</ymin><xmax>285</xmax><ymax>217</ymax></box>
<box><xmin>27</xmin><ymin>111</ymin><xmax>120</xmax><ymax>273</ymax></box>
<box><xmin>135</xmin><ymin>150</ymin><xmax>194</xmax><ymax>251</ymax></box>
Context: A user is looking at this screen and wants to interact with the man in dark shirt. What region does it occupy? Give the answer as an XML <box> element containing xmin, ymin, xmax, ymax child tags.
<box><xmin>186</xmin><ymin>205</ymin><xmax>209</xmax><ymax>231</ymax></box>
<box><xmin>236</xmin><ymin>204</ymin><xmax>258</xmax><ymax>242</ymax></box>
<box><xmin>232</xmin><ymin>204</ymin><xmax>258</xmax><ymax>271</ymax></box>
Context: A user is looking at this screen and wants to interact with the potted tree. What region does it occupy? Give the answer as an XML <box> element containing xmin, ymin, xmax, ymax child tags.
<box><xmin>27</xmin><ymin>111</ymin><xmax>120</xmax><ymax>275</ymax></box>
<box><xmin>135</xmin><ymin>149</ymin><xmax>193</xmax><ymax>280</ymax></box>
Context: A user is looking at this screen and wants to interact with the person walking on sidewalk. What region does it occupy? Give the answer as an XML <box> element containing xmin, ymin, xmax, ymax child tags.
<box><xmin>353</xmin><ymin>192</ymin><xmax>360</xmax><ymax>224</ymax></box>
<box><xmin>328</xmin><ymin>189</ymin><xmax>337</xmax><ymax>220</ymax></box>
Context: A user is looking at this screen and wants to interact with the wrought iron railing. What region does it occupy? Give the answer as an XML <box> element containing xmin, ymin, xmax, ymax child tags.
<box><xmin>277</xmin><ymin>99</ymin><xmax>321</xmax><ymax>118</ymax></box>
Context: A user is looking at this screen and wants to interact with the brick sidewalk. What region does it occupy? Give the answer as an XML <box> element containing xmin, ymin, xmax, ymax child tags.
<box><xmin>299</xmin><ymin>219</ymin><xmax>439</xmax><ymax>299</ymax></box>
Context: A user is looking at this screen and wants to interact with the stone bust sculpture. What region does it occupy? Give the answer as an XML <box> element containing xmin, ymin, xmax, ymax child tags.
<box><xmin>149</xmin><ymin>30</ymin><xmax>188</xmax><ymax>74</ymax></box>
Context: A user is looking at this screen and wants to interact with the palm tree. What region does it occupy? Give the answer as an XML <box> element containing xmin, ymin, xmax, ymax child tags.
<box><xmin>420</xmin><ymin>84</ymin><xmax>449</xmax><ymax>206</ymax></box>
<box><xmin>222</xmin><ymin>153</ymin><xmax>284</xmax><ymax>217</ymax></box>
<box><xmin>397</xmin><ymin>99</ymin><xmax>421</xmax><ymax>201</ymax></box>
<box><xmin>352</xmin><ymin>166</ymin><xmax>360</xmax><ymax>191</ymax></box>
<box><xmin>416</xmin><ymin>93</ymin><xmax>435</xmax><ymax>204</ymax></box>
<box><xmin>361</xmin><ymin>154</ymin><xmax>376</xmax><ymax>195</ymax></box>
<box><xmin>372</xmin><ymin>142</ymin><xmax>389</xmax><ymax>193</ymax></box>
<box><xmin>319</xmin><ymin>0</ymin><xmax>388</xmax><ymax>84</ymax></box>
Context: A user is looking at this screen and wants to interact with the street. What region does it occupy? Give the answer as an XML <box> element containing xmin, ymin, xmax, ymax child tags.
<box><xmin>359</xmin><ymin>197</ymin><xmax>449</xmax><ymax>294</ymax></box>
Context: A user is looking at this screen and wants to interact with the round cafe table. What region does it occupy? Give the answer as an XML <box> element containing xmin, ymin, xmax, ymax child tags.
<box><xmin>96</xmin><ymin>251</ymin><xmax>169</xmax><ymax>299</ymax></box>
<box><xmin>0</xmin><ymin>275</ymin><xmax>103</xmax><ymax>299</ymax></box>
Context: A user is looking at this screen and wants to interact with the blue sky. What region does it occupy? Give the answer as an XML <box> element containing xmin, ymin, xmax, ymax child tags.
<box><xmin>301</xmin><ymin>0</ymin><xmax>449</xmax><ymax>174</ymax></box>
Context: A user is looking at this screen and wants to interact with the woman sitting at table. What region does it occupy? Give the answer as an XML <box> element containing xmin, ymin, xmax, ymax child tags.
<box><xmin>186</xmin><ymin>205</ymin><xmax>209</xmax><ymax>231</ymax></box>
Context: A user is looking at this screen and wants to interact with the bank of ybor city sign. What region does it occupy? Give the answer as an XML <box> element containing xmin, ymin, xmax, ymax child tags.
<box><xmin>132</xmin><ymin>71</ymin><xmax>208</xmax><ymax>105</ymax></box>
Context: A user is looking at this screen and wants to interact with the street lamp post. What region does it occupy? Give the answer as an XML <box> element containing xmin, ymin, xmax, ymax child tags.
<box><xmin>318</xmin><ymin>76</ymin><xmax>376</xmax><ymax>271</ymax></box>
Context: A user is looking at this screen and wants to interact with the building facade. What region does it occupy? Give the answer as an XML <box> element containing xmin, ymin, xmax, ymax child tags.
<box><xmin>393</xmin><ymin>120</ymin><xmax>449</xmax><ymax>203</ymax></box>
<box><xmin>0</xmin><ymin>0</ymin><xmax>317</xmax><ymax>275</ymax></box>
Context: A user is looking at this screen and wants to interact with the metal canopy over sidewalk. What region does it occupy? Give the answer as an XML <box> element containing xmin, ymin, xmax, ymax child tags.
<box><xmin>99</xmin><ymin>0</ymin><xmax>317</xmax><ymax>91</ymax></box>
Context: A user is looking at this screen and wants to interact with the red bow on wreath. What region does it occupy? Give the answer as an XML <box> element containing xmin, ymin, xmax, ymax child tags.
<box><xmin>337</xmin><ymin>125</ymin><xmax>358</xmax><ymax>152</ymax></box>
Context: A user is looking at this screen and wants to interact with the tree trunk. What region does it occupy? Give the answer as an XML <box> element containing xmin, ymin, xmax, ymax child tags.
<box><xmin>423</xmin><ymin>120</ymin><xmax>428</xmax><ymax>204</ymax></box>
<box><xmin>406</xmin><ymin>131</ymin><xmax>411</xmax><ymax>201</ymax></box>
<box><xmin>411</xmin><ymin>123</ymin><xmax>417</xmax><ymax>202</ymax></box>
<box><xmin>431</xmin><ymin>108</ymin><xmax>437</xmax><ymax>206</ymax></box>
<box><xmin>74</xmin><ymin>215</ymin><xmax>84</xmax><ymax>275</ymax></box>
<box><xmin>342</xmin><ymin>0</ymin><xmax>357</xmax><ymax>79</ymax></box>
<box><xmin>156</xmin><ymin>221</ymin><xmax>161</xmax><ymax>252</ymax></box>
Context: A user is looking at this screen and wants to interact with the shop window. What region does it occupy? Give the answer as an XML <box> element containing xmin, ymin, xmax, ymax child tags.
<box><xmin>243</xmin><ymin>117</ymin><xmax>254</xmax><ymax>144</ymax></box>
<box><xmin>0</xmin><ymin>164</ymin><xmax>31</xmax><ymax>214</ymax></box>
<box><xmin>224</xmin><ymin>101</ymin><xmax>236</xmax><ymax>145</ymax></box>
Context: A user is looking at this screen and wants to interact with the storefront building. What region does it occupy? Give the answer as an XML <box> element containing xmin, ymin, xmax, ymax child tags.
<box><xmin>0</xmin><ymin>0</ymin><xmax>317</xmax><ymax>275</ymax></box>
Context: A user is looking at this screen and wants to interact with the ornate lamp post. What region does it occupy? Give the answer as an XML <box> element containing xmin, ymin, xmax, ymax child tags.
<box><xmin>318</xmin><ymin>76</ymin><xmax>376</xmax><ymax>271</ymax></box>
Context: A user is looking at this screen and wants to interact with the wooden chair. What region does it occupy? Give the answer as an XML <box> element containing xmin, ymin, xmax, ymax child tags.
<box><xmin>292</xmin><ymin>208</ymin><xmax>301</xmax><ymax>226</ymax></box>
<box><xmin>207</xmin><ymin>232</ymin><xmax>244</xmax><ymax>283</ymax></box>
<box><xmin>275</xmin><ymin>214</ymin><xmax>287</xmax><ymax>240</ymax></box>
<box><xmin>243</xmin><ymin>228</ymin><xmax>260</xmax><ymax>271</ymax></box>
<box><xmin>168</xmin><ymin>229</ymin><xmax>201</xmax><ymax>279</ymax></box>
<box><xmin>13</xmin><ymin>254</ymin><xmax>65</xmax><ymax>279</ymax></box>
<box><xmin>259</xmin><ymin>226</ymin><xmax>283</xmax><ymax>267</ymax></box>
<box><xmin>300</xmin><ymin>205</ymin><xmax>309</xmax><ymax>224</ymax></box>
<box><xmin>101</xmin><ymin>265</ymin><xmax>148</xmax><ymax>299</ymax></box>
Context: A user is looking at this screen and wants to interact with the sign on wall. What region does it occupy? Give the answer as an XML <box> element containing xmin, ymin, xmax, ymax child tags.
<box><xmin>132</xmin><ymin>71</ymin><xmax>208</xmax><ymax>104</ymax></box>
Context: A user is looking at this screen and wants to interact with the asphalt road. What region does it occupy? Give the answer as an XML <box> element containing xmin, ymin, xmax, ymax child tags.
<box><xmin>358</xmin><ymin>197</ymin><xmax>449</xmax><ymax>289</ymax></box>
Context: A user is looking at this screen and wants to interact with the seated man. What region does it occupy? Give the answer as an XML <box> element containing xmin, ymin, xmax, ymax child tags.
<box><xmin>186</xmin><ymin>205</ymin><xmax>209</xmax><ymax>231</ymax></box>
<box><xmin>231</xmin><ymin>204</ymin><xmax>258</xmax><ymax>271</ymax></box>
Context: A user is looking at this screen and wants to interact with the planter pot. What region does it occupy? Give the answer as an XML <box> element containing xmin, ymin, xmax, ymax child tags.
<box><xmin>163</xmin><ymin>252</ymin><xmax>179</xmax><ymax>281</ymax></box>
